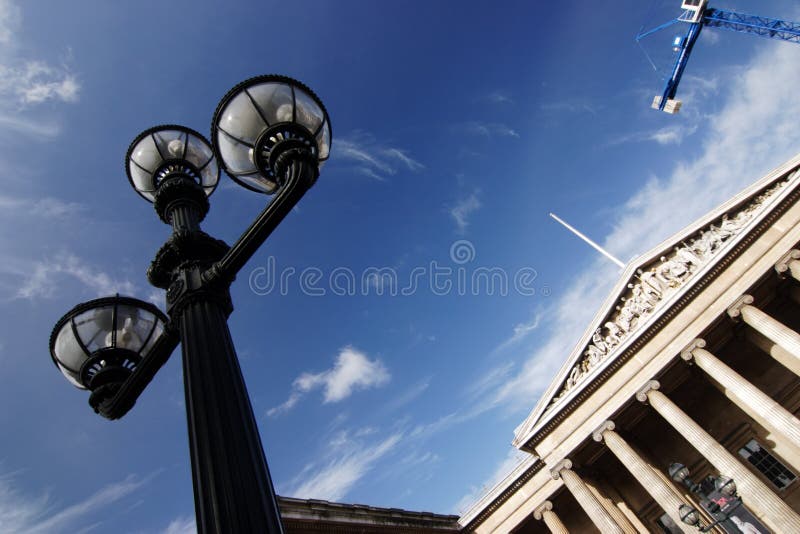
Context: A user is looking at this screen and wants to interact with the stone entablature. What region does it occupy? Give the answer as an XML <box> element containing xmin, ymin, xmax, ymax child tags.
<box><xmin>278</xmin><ymin>496</ymin><xmax>460</xmax><ymax>532</ymax></box>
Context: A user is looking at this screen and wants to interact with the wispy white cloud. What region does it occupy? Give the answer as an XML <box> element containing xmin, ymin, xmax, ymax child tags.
<box><xmin>0</xmin><ymin>0</ymin><xmax>79</xmax><ymax>141</ymax></box>
<box><xmin>491</xmin><ymin>313</ymin><xmax>541</xmax><ymax>355</ymax></box>
<box><xmin>0</xmin><ymin>61</ymin><xmax>79</xmax><ymax>105</ymax></box>
<box><xmin>384</xmin><ymin>377</ymin><xmax>430</xmax><ymax>411</ymax></box>
<box><xmin>449</xmin><ymin>190</ymin><xmax>481</xmax><ymax>234</ymax></box>
<box><xmin>268</xmin><ymin>346</ymin><xmax>390</xmax><ymax>417</ymax></box>
<box><xmin>486</xmin><ymin>91</ymin><xmax>513</xmax><ymax>105</ymax></box>
<box><xmin>162</xmin><ymin>516</ymin><xmax>196</xmax><ymax>534</ymax></box>
<box><xmin>487</xmin><ymin>265</ymin><xmax>617</xmax><ymax>412</ymax></box>
<box><xmin>0</xmin><ymin>0</ymin><xmax>20</xmax><ymax>44</ymax></box>
<box><xmin>606</xmin><ymin>123</ymin><xmax>699</xmax><ymax>147</ymax></box>
<box><xmin>0</xmin><ymin>113</ymin><xmax>61</xmax><ymax>138</ymax></box>
<box><xmin>11</xmin><ymin>252</ymin><xmax>136</xmax><ymax>301</ymax></box>
<box><xmin>382</xmin><ymin>147</ymin><xmax>425</xmax><ymax>172</ymax></box>
<box><xmin>540</xmin><ymin>99</ymin><xmax>598</xmax><ymax>116</ymax></box>
<box><xmin>454</xmin><ymin>449</ymin><xmax>529</xmax><ymax>514</ymax></box>
<box><xmin>464</xmin><ymin>361</ymin><xmax>515</xmax><ymax>402</ymax></box>
<box><xmin>0</xmin><ymin>194</ymin><xmax>84</xmax><ymax>217</ymax></box>
<box><xmin>283</xmin><ymin>430</ymin><xmax>402</xmax><ymax>501</ymax></box>
<box><xmin>334</xmin><ymin>133</ymin><xmax>424</xmax><ymax>182</ymax></box>
<box><xmin>462</xmin><ymin>121</ymin><xmax>519</xmax><ymax>138</ymax></box>
<box><xmin>0</xmin><ymin>471</ymin><xmax>152</xmax><ymax>534</ymax></box>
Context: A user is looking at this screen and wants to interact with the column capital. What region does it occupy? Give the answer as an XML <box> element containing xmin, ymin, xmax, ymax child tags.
<box><xmin>636</xmin><ymin>380</ymin><xmax>660</xmax><ymax>403</ymax></box>
<box><xmin>592</xmin><ymin>420</ymin><xmax>615</xmax><ymax>442</ymax></box>
<box><xmin>680</xmin><ymin>338</ymin><xmax>706</xmax><ymax>361</ymax></box>
<box><xmin>533</xmin><ymin>500</ymin><xmax>553</xmax><ymax>520</ymax></box>
<box><xmin>549</xmin><ymin>458</ymin><xmax>573</xmax><ymax>480</ymax></box>
<box><xmin>775</xmin><ymin>249</ymin><xmax>800</xmax><ymax>276</ymax></box>
<box><xmin>727</xmin><ymin>294</ymin><xmax>754</xmax><ymax>320</ymax></box>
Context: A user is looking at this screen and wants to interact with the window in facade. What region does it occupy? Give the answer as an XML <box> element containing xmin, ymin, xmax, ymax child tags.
<box><xmin>737</xmin><ymin>438</ymin><xmax>797</xmax><ymax>489</ymax></box>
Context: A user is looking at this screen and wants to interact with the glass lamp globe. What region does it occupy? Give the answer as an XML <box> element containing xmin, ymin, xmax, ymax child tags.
<box><xmin>211</xmin><ymin>74</ymin><xmax>331</xmax><ymax>194</ymax></box>
<box><xmin>126</xmin><ymin>124</ymin><xmax>220</xmax><ymax>202</ymax></box>
<box><xmin>715</xmin><ymin>475</ymin><xmax>736</xmax><ymax>496</ymax></box>
<box><xmin>49</xmin><ymin>295</ymin><xmax>169</xmax><ymax>390</ymax></box>
<box><xmin>669</xmin><ymin>462</ymin><xmax>690</xmax><ymax>483</ymax></box>
<box><xmin>679</xmin><ymin>504</ymin><xmax>700</xmax><ymax>526</ymax></box>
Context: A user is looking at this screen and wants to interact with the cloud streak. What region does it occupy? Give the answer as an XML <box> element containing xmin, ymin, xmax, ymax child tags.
<box><xmin>11</xmin><ymin>252</ymin><xmax>136</xmax><ymax>301</ymax></box>
<box><xmin>449</xmin><ymin>190</ymin><xmax>481</xmax><ymax>234</ymax></box>
<box><xmin>491</xmin><ymin>313</ymin><xmax>541</xmax><ymax>355</ymax></box>
<box><xmin>605</xmin><ymin>123</ymin><xmax>699</xmax><ymax>147</ymax></box>
<box><xmin>0</xmin><ymin>471</ymin><xmax>152</xmax><ymax>534</ymax></box>
<box><xmin>334</xmin><ymin>133</ymin><xmax>424</xmax><ymax>182</ymax></box>
<box><xmin>0</xmin><ymin>0</ymin><xmax>79</xmax><ymax>141</ymax></box>
<box><xmin>462</xmin><ymin>121</ymin><xmax>519</xmax><ymax>138</ymax></box>
<box><xmin>268</xmin><ymin>346</ymin><xmax>390</xmax><ymax>417</ymax></box>
<box><xmin>283</xmin><ymin>430</ymin><xmax>402</xmax><ymax>502</ymax></box>
<box><xmin>486</xmin><ymin>91</ymin><xmax>513</xmax><ymax>105</ymax></box>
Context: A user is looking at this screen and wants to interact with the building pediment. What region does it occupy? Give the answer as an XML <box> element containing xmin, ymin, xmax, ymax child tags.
<box><xmin>513</xmin><ymin>155</ymin><xmax>800</xmax><ymax>450</ymax></box>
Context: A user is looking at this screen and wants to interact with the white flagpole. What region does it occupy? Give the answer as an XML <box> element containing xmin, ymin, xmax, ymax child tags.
<box><xmin>549</xmin><ymin>213</ymin><xmax>625</xmax><ymax>269</ymax></box>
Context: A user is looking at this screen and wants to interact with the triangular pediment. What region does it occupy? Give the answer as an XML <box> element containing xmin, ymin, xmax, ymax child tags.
<box><xmin>513</xmin><ymin>154</ymin><xmax>800</xmax><ymax>449</ymax></box>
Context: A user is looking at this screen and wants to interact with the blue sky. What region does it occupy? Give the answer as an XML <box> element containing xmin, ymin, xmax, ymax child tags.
<box><xmin>2</xmin><ymin>0</ymin><xmax>800</xmax><ymax>532</ymax></box>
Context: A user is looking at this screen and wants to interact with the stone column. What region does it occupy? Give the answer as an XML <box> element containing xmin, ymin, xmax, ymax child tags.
<box><xmin>594</xmin><ymin>480</ymin><xmax>651</xmax><ymax>534</ymax></box>
<box><xmin>636</xmin><ymin>381</ymin><xmax>800</xmax><ymax>533</ymax></box>
<box><xmin>728</xmin><ymin>295</ymin><xmax>800</xmax><ymax>374</ymax></box>
<box><xmin>746</xmin><ymin>329</ymin><xmax>800</xmax><ymax>376</ymax></box>
<box><xmin>533</xmin><ymin>501</ymin><xmax>568</xmax><ymax>534</ymax></box>
<box><xmin>585</xmin><ymin>478</ymin><xmax>639</xmax><ymax>534</ymax></box>
<box><xmin>682</xmin><ymin>339</ymin><xmax>800</xmax><ymax>470</ymax></box>
<box><xmin>774</xmin><ymin>249</ymin><xmax>800</xmax><ymax>282</ymax></box>
<box><xmin>550</xmin><ymin>459</ymin><xmax>624</xmax><ymax>534</ymax></box>
<box><xmin>592</xmin><ymin>421</ymin><xmax>693</xmax><ymax>534</ymax></box>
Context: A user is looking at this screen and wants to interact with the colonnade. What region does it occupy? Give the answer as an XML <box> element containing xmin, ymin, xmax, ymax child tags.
<box><xmin>531</xmin><ymin>267</ymin><xmax>800</xmax><ymax>533</ymax></box>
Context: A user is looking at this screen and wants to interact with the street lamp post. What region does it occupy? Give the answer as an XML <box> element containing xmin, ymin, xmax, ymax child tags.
<box><xmin>668</xmin><ymin>462</ymin><xmax>764</xmax><ymax>533</ymax></box>
<box><xmin>48</xmin><ymin>75</ymin><xmax>332</xmax><ymax>533</ymax></box>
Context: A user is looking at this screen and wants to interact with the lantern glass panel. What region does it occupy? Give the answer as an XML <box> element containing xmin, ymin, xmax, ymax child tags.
<box><xmin>74</xmin><ymin>305</ymin><xmax>115</xmax><ymax>352</ymax></box>
<box><xmin>153</xmin><ymin>129</ymin><xmax>188</xmax><ymax>160</ymax></box>
<box><xmin>317</xmin><ymin>119</ymin><xmax>330</xmax><ymax>160</ymax></box>
<box><xmin>54</xmin><ymin>322</ymin><xmax>86</xmax><ymax>372</ymax></box>
<box><xmin>141</xmin><ymin>319</ymin><xmax>165</xmax><ymax>357</ymax></box>
<box><xmin>247</xmin><ymin>82</ymin><xmax>294</xmax><ymax>125</ymax></box>
<box><xmin>294</xmin><ymin>88</ymin><xmax>324</xmax><ymax>134</ymax></box>
<box><xmin>218</xmin><ymin>91</ymin><xmax>267</xmax><ymax>144</ymax></box>
<box><xmin>130</xmin><ymin>133</ymin><xmax>162</xmax><ymax>172</ymax></box>
<box><xmin>217</xmin><ymin>130</ymin><xmax>256</xmax><ymax>174</ymax></box>
<box><xmin>56</xmin><ymin>361</ymin><xmax>83</xmax><ymax>388</ymax></box>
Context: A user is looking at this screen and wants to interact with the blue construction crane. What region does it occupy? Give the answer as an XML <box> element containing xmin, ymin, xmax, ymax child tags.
<box><xmin>638</xmin><ymin>0</ymin><xmax>800</xmax><ymax>114</ymax></box>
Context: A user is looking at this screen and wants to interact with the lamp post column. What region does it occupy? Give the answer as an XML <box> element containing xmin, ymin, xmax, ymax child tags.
<box><xmin>151</xmin><ymin>176</ymin><xmax>284</xmax><ymax>534</ymax></box>
<box><xmin>176</xmin><ymin>288</ymin><xmax>283</xmax><ymax>534</ymax></box>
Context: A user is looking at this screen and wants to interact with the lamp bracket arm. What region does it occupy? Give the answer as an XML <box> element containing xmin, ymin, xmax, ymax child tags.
<box><xmin>90</xmin><ymin>326</ymin><xmax>180</xmax><ymax>420</ymax></box>
<box><xmin>205</xmin><ymin>152</ymin><xmax>317</xmax><ymax>284</ymax></box>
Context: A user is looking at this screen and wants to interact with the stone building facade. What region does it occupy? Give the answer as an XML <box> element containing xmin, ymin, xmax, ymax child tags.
<box><xmin>459</xmin><ymin>153</ymin><xmax>800</xmax><ymax>533</ymax></box>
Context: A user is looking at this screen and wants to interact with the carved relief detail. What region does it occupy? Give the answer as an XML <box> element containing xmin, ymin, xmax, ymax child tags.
<box><xmin>547</xmin><ymin>177</ymin><xmax>791</xmax><ymax>409</ymax></box>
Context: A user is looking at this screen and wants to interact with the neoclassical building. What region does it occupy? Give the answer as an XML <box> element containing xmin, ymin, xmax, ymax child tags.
<box><xmin>459</xmin><ymin>153</ymin><xmax>800</xmax><ymax>533</ymax></box>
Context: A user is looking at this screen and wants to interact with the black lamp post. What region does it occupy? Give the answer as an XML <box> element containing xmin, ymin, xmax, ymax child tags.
<box><xmin>48</xmin><ymin>75</ymin><xmax>332</xmax><ymax>533</ymax></box>
<box><xmin>668</xmin><ymin>463</ymin><xmax>749</xmax><ymax>533</ymax></box>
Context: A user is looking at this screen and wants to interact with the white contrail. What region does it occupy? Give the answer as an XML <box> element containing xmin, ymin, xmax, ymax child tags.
<box><xmin>549</xmin><ymin>212</ymin><xmax>625</xmax><ymax>269</ymax></box>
